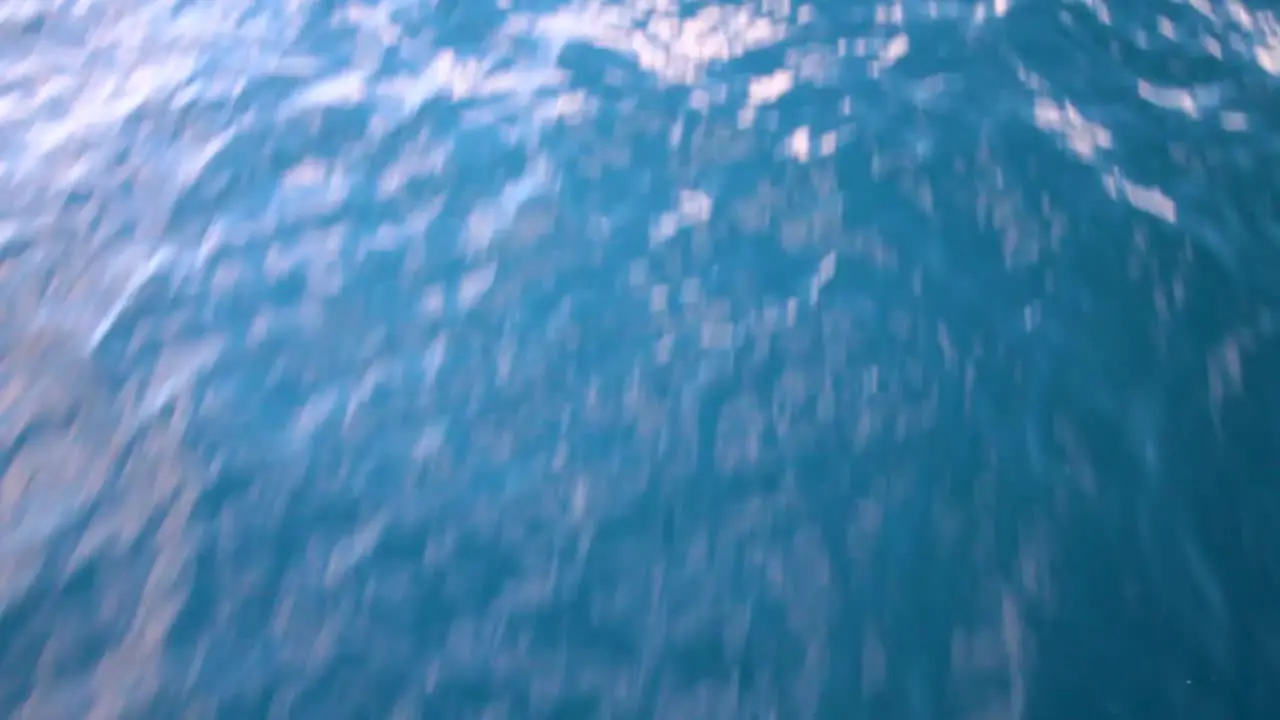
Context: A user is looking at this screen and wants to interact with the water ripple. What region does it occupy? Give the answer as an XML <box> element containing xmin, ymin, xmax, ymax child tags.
<box><xmin>3</xmin><ymin>0</ymin><xmax>1280</xmax><ymax>717</ymax></box>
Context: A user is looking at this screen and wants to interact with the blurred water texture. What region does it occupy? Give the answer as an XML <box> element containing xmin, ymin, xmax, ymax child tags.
<box><xmin>3</xmin><ymin>0</ymin><xmax>1280</xmax><ymax>717</ymax></box>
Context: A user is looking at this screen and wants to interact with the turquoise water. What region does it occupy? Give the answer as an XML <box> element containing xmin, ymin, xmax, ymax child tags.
<box><xmin>3</xmin><ymin>0</ymin><xmax>1280</xmax><ymax>716</ymax></box>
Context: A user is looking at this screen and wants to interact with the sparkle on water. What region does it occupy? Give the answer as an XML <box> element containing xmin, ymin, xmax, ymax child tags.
<box><xmin>2</xmin><ymin>0</ymin><xmax>1280</xmax><ymax>717</ymax></box>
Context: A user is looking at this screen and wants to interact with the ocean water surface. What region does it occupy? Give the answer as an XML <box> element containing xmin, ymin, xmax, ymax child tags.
<box><xmin>3</xmin><ymin>0</ymin><xmax>1280</xmax><ymax>716</ymax></box>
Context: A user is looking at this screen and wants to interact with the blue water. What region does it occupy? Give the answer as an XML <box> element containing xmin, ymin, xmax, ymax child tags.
<box><xmin>3</xmin><ymin>0</ymin><xmax>1280</xmax><ymax>716</ymax></box>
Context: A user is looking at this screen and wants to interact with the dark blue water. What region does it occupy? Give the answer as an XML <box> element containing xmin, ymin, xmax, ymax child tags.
<box><xmin>3</xmin><ymin>0</ymin><xmax>1280</xmax><ymax>716</ymax></box>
